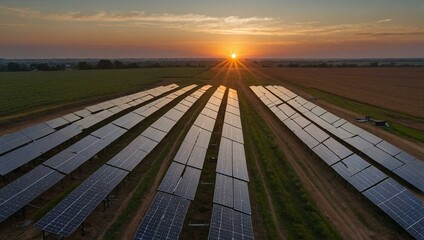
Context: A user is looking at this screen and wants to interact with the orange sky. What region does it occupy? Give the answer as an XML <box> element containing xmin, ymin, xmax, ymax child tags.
<box><xmin>0</xmin><ymin>1</ymin><xmax>423</xmax><ymax>58</ymax></box>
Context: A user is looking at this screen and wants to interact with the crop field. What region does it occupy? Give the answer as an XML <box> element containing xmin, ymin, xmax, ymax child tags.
<box><xmin>0</xmin><ymin>61</ymin><xmax>422</xmax><ymax>240</ymax></box>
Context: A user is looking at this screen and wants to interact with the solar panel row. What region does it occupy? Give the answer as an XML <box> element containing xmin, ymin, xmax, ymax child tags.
<box><xmin>251</xmin><ymin>85</ymin><xmax>423</xmax><ymax>240</ymax></box>
<box><xmin>267</xmin><ymin>85</ymin><xmax>423</xmax><ymax>192</ymax></box>
<box><xmin>0</xmin><ymin>85</ymin><xmax>187</xmax><ymax>224</ymax></box>
<box><xmin>34</xmin><ymin>85</ymin><xmax>205</xmax><ymax>237</ymax></box>
<box><xmin>134</xmin><ymin>85</ymin><xmax>224</xmax><ymax>240</ymax></box>
<box><xmin>0</xmin><ymin>84</ymin><xmax>180</xmax><ymax>176</ymax></box>
<box><xmin>210</xmin><ymin>88</ymin><xmax>253</xmax><ymax>238</ymax></box>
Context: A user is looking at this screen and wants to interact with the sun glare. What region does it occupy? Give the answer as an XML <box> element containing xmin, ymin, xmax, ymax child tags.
<box><xmin>231</xmin><ymin>53</ymin><xmax>237</xmax><ymax>59</ymax></box>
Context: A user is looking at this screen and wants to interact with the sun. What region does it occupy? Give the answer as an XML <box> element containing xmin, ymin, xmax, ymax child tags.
<box><xmin>231</xmin><ymin>53</ymin><xmax>237</xmax><ymax>59</ymax></box>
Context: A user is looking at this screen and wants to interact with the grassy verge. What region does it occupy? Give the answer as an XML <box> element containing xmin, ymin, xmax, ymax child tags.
<box><xmin>239</xmin><ymin>92</ymin><xmax>341</xmax><ymax>240</ymax></box>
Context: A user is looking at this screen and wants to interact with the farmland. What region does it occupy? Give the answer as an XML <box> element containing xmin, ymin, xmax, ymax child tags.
<box><xmin>0</xmin><ymin>61</ymin><xmax>422</xmax><ymax>240</ymax></box>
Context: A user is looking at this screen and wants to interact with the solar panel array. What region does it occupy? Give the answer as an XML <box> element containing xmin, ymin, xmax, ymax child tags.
<box><xmin>209</xmin><ymin>88</ymin><xmax>254</xmax><ymax>240</ymax></box>
<box><xmin>134</xmin><ymin>85</ymin><xmax>224</xmax><ymax>240</ymax></box>
<box><xmin>251</xmin><ymin>85</ymin><xmax>423</xmax><ymax>239</ymax></box>
<box><xmin>0</xmin><ymin>84</ymin><xmax>179</xmax><ymax>176</ymax></box>
<box><xmin>267</xmin><ymin>85</ymin><xmax>423</xmax><ymax>193</ymax></box>
<box><xmin>0</xmin><ymin>85</ymin><xmax>186</xmax><ymax>224</ymax></box>
<box><xmin>34</xmin><ymin>84</ymin><xmax>209</xmax><ymax>237</ymax></box>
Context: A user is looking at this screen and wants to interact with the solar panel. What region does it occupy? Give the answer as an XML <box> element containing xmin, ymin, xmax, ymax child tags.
<box><xmin>328</xmin><ymin>126</ymin><xmax>355</xmax><ymax>140</ymax></box>
<box><xmin>158</xmin><ymin>162</ymin><xmax>185</xmax><ymax>193</ymax></box>
<box><xmin>206</xmin><ymin>102</ymin><xmax>220</xmax><ymax>112</ymax></box>
<box><xmin>292</xmin><ymin>115</ymin><xmax>311</xmax><ymax>129</ymax></box>
<box><xmin>228</xmin><ymin>91</ymin><xmax>238</xmax><ymax>101</ymax></box>
<box><xmin>0</xmin><ymin>165</ymin><xmax>65</xmax><ymax>223</ymax></box>
<box><xmin>323</xmin><ymin>138</ymin><xmax>353</xmax><ymax>159</ymax></box>
<box><xmin>226</xmin><ymin>105</ymin><xmax>240</xmax><ymax>116</ymax></box>
<box><xmin>303</xmin><ymin>101</ymin><xmax>317</xmax><ymax>110</ymax></box>
<box><xmin>358</xmin><ymin>131</ymin><xmax>382</xmax><ymax>145</ymax></box>
<box><xmin>304</xmin><ymin>124</ymin><xmax>329</xmax><ymax>143</ymax></box>
<box><xmin>213</xmin><ymin>174</ymin><xmax>234</xmax><ymax>208</ymax></box>
<box><xmin>376</xmin><ymin>141</ymin><xmax>402</xmax><ymax>156</ymax></box>
<box><xmin>74</xmin><ymin>109</ymin><xmax>91</xmax><ymax>118</ymax></box>
<box><xmin>345</xmin><ymin>136</ymin><xmax>374</xmax><ymax>151</ymax></box>
<box><xmin>34</xmin><ymin>165</ymin><xmax>128</xmax><ymax>237</ymax></box>
<box><xmin>181</xmin><ymin>99</ymin><xmax>194</xmax><ymax>108</ymax></box>
<box><xmin>283</xmin><ymin>119</ymin><xmax>302</xmax><ymax>133</ymax></box>
<box><xmin>174</xmin><ymin>166</ymin><xmax>201</xmax><ymax>200</ymax></box>
<box><xmin>312</xmin><ymin>144</ymin><xmax>341</xmax><ymax>166</ymax></box>
<box><xmin>309</xmin><ymin>105</ymin><xmax>326</xmax><ymax>116</ymax></box>
<box><xmin>173</xmin><ymin>141</ymin><xmax>195</xmax><ymax>165</ymax></box>
<box><xmin>196</xmin><ymin>129</ymin><xmax>212</xmax><ymax>149</ymax></box>
<box><xmin>208</xmin><ymin>96</ymin><xmax>222</xmax><ymax>107</ymax></box>
<box><xmin>73</xmin><ymin>114</ymin><xmax>103</xmax><ymax>129</ymax></box>
<box><xmin>332</xmin><ymin>118</ymin><xmax>347</xmax><ymax>128</ymax></box>
<box><xmin>0</xmin><ymin>131</ymin><xmax>31</xmax><ymax>155</ymax></box>
<box><xmin>320</xmin><ymin>112</ymin><xmax>340</xmax><ymax>124</ymax></box>
<box><xmin>201</xmin><ymin>107</ymin><xmax>218</xmax><ymax>119</ymax></box>
<box><xmin>164</xmin><ymin>108</ymin><xmax>185</xmax><ymax>122</ymax></box>
<box><xmin>134</xmin><ymin>192</ymin><xmax>190</xmax><ymax>240</ymax></box>
<box><xmin>361</xmin><ymin>147</ymin><xmax>404</xmax><ymax>171</ymax></box>
<box><xmin>222</xmin><ymin>123</ymin><xmax>244</xmax><ymax>144</ymax></box>
<box><xmin>113</xmin><ymin>112</ymin><xmax>145</xmax><ymax>130</ymax></box>
<box><xmin>151</xmin><ymin>116</ymin><xmax>177</xmax><ymax>133</ymax></box>
<box><xmin>227</xmin><ymin>98</ymin><xmax>239</xmax><ymax>109</ymax></box>
<box><xmin>21</xmin><ymin>123</ymin><xmax>55</xmax><ymax>141</ymax></box>
<box><xmin>340</xmin><ymin>122</ymin><xmax>364</xmax><ymax>135</ymax></box>
<box><xmin>395</xmin><ymin>151</ymin><xmax>416</xmax><ymax>164</ymax></box>
<box><xmin>184</xmin><ymin>125</ymin><xmax>201</xmax><ymax>144</ymax></box>
<box><xmin>348</xmin><ymin>166</ymin><xmax>387</xmax><ymax>192</ymax></box>
<box><xmin>186</xmin><ymin>145</ymin><xmax>207</xmax><ymax>169</ymax></box>
<box><xmin>142</xmin><ymin>127</ymin><xmax>167</xmax><ymax>143</ymax></box>
<box><xmin>295</xmin><ymin>130</ymin><xmax>319</xmax><ymax>149</ymax></box>
<box><xmin>233</xmin><ymin>179</ymin><xmax>251</xmax><ymax>215</ymax></box>
<box><xmin>62</xmin><ymin>113</ymin><xmax>81</xmax><ymax>123</ymax></box>
<box><xmin>43</xmin><ymin>149</ymin><xmax>88</xmax><ymax>174</ymax></box>
<box><xmin>107</xmin><ymin>147</ymin><xmax>148</xmax><ymax>172</ymax></box>
<box><xmin>287</xmin><ymin>99</ymin><xmax>302</xmax><ymax>110</ymax></box>
<box><xmin>208</xmin><ymin>204</ymin><xmax>254</xmax><ymax>240</ymax></box>
<box><xmin>85</xmin><ymin>104</ymin><xmax>102</xmax><ymax>113</ymax></box>
<box><xmin>393</xmin><ymin>161</ymin><xmax>424</xmax><ymax>192</ymax></box>
<box><xmin>271</xmin><ymin>110</ymin><xmax>287</xmax><ymax>123</ymax></box>
<box><xmin>0</xmin><ymin>143</ymin><xmax>43</xmax><ymax>176</ymax></box>
<box><xmin>363</xmin><ymin>179</ymin><xmax>424</xmax><ymax>240</ymax></box>
<box><xmin>194</xmin><ymin>114</ymin><xmax>216</xmax><ymax>132</ymax></box>
<box><xmin>91</xmin><ymin>123</ymin><xmax>127</xmax><ymax>142</ymax></box>
<box><xmin>217</xmin><ymin>137</ymin><xmax>233</xmax><ymax>176</ymax></box>
<box><xmin>45</xmin><ymin>117</ymin><xmax>69</xmax><ymax>129</ymax></box>
<box><xmin>232</xmin><ymin>141</ymin><xmax>249</xmax><ymax>182</ymax></box>
<box><xmin>331</xmin><ymin>154</ymin><xmax>371</xmax><ymax>180</ymax></box>
<box><xmin>278</xmin><ymin>104</ymin><xmax>296</xmax><ymax>118</ymax></box>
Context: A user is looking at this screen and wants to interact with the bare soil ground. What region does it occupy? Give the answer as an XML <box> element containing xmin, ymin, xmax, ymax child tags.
<box><xmin>260</xmin><ymin>67</ymin><xmax>424</xmax><ymax>119</ymax></box>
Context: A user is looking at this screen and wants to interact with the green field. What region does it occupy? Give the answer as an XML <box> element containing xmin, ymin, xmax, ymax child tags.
<box><xmin>0</xmin><ymin>68</ymin><xmax>206</xmax><ymax>125</ymax></box>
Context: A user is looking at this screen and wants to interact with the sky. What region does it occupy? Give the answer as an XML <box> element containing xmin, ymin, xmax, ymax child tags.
<box><xmin>0</xmin><ymin>0</ymin><xmax>423</xmax><ymax>58</ymax></box>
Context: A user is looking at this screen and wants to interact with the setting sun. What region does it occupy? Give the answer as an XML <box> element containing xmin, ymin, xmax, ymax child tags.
<box><xmin>231</xmin><ymin>53</ymin><xmax>237</xmax><ymax>59</ymax></box>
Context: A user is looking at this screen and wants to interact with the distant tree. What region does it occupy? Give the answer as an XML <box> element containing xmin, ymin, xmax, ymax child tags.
<box><xmin>77</xmin><ymin>61</ymin><xmax>92</xmax><ymax>70</ymax></box>
<box><xmin>127</xmin><ymin>63</ymin><xmax>139</xmax><ymax>68</ymax></box>
<box><xmin>114</xmin><ymin>60</ymin><xmax>127</xmax><ymax>69</ymax></box>
<box><xmin>97</xmin><ymin>59</ymin><xmax>114</xmax><ymax>69</ymax></box>
<box><xmin>7</xmin><ymin>62</ymin><xmax>22</xmax><ymax>71</ymax></box>
<box><xmin>369</xmin><ymin>62</ymin><xmax>379</xmax><ymax>67</ymax></box>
